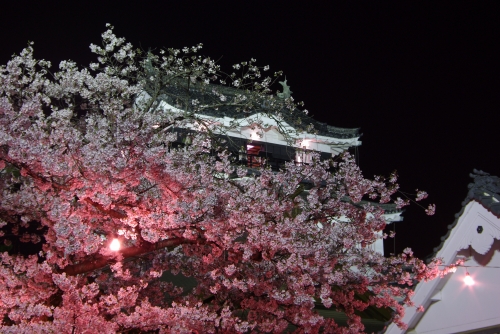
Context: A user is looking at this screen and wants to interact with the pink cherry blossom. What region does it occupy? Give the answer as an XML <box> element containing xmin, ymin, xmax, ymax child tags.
<box><xmin>0</xmin><ymin>27</ymin><xmax>448</xmax><ymax>333</ymax></box>
<box><xmin>425</xmin><ymin>204</ymin><xmax>436</xmax><ymax>216</ymax></box>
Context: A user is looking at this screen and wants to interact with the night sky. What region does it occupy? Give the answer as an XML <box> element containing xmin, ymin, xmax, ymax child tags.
<box><xmin>1</xmin><ymin>2</ymin><xmax>499</xmax><ymax>259</ymax></box>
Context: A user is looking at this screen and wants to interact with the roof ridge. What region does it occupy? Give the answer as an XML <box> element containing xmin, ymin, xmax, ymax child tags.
<box><xmin>426</xmin><ymin>169</ymin><xmax>500</xmax><ymax>261</ymax></box>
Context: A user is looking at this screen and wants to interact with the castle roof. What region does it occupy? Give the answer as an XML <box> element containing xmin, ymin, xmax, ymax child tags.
<box><xmin>153</xmin><ymin>81</ymin><xmax>360</xmax><ymax>139</ymax></box>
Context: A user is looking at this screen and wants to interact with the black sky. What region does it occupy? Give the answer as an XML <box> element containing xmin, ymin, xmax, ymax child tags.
<box><xmin>1</xmin><ymin>1</ymin><xmax>499</xmax><ymax>259</ymax></box>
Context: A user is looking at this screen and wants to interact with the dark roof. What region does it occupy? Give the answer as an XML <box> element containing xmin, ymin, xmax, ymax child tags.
<box><xmin>428</xmin><ymin>169</ymin><xmax>500</xmax><ymax>260</ymax></box>
<box><xmin>465</xmin><ymin>170</ymin><xmax>500</xmax><ymax>215</ymax></box>
<box><xmin>153</xmin><ymin>82</ymin><xmax>360</xmax><ymax>139</ymax></box>
<box><xmin>356</xmin><ymin>200</ymin><xmax>403</xmax><ymax>215</ymax></box>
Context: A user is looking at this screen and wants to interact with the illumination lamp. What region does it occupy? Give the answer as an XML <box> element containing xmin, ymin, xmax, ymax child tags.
<box><xmin>109</xmin><ymin>238</ymin><xmax>121</xmax><ymax>252</ymax></box>
<box><xmin>464</xmin><ymin>271</ymin><xmax>474</xmax><ymax>286</ymax></box>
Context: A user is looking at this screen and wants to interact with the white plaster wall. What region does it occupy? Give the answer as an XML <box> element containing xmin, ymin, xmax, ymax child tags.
<box><xmin>386</xmin><ymin>201</ymin><xmax>500</xmax><ymax>334</ymax></box>
<box><xmin>412</xmin><ymin>244</ymin><xmax>500</xmax><ymax>333</ymax></box>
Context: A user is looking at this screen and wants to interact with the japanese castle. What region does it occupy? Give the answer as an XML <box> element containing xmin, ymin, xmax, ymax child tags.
<box><xmin>139</xmin><ymin>78</ymin><xmax>403</xmax><ymax>257</ymax></box>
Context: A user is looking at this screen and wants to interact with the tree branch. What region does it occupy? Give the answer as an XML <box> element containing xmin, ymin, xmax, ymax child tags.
<box><xmin>61</xmin><ymin>237</ymin><xmax>203</xmax><ymax>276</ymax></box>
<box><xmin>83</xmin><ymin>198</ymin><xmax>128</xmax><ymax>219</ymax></box>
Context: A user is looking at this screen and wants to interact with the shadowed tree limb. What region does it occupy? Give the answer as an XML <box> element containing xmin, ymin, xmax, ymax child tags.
<box><xmin>61</xmin><ymin>238</ymin><xmax>203</xmax><ymax>276</ymax></box>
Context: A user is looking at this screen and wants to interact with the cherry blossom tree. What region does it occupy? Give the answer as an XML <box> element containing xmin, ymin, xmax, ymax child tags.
<box><xmin>0</xmin><ymin>26</ymin><xmax>446</xmax><ymax>333</ymax></box>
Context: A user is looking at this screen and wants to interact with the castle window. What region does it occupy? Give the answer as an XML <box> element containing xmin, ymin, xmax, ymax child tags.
<box><xmin>246</xmin><ymin>144</ymin><xmax>263</xmax><ymax>168</ymax></box>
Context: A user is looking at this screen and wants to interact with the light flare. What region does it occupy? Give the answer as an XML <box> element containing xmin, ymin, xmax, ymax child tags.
<box><xmin>110</xmin><ymin>238</ymin><xmax>121</xmax><ymax>251</ymax></box>
<box><xmin>464</xmin><ymin>272</ymin><xmax>474</xmax><ymax>286</ymax></box>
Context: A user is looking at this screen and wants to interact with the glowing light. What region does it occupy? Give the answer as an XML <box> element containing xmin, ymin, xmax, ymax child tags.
<box><xmin>109</xmin><ymin>238</ymin><xmax>121</xmax><ymax>251</ymax></box>
<box><xmin>464</xmin><ymin>272</ymin><xmax>474</xmax><ymax>286</ymax></box>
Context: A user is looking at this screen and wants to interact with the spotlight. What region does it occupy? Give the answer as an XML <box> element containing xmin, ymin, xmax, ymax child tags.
<box><xmin>464</xmin><ymin>271</ymin><xmax>474</xmax><ymax>286</ymax></box>
<box><xmin>109</xmin><ymin>238</ymin><xmax>121</xmax><ymax>251</ymax></box>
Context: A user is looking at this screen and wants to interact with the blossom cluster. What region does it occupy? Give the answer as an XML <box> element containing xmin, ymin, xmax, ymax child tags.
<box><xmin>0</xmin><ymin>27</ymin><xmax>444</xmax><ymax>333</ymax></box>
